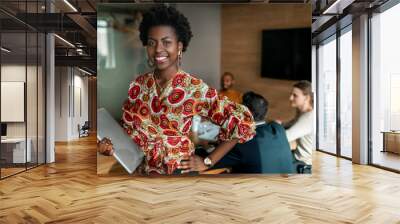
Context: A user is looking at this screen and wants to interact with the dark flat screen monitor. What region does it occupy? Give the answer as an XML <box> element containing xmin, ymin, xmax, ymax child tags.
<box><xmin>261</xmin><ymin>28</ymin><xmax>311</xmax><ymax>81</ymax></box>
<box><xmin>1</xmin><ymin>123</ymin><xmax>7</xmax><ymax>137</ymax></box>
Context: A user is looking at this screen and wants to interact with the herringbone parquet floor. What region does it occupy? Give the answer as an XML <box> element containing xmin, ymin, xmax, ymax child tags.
<box><xmin>1</xmin><ymin>135</ymin><xmax>400</xmax><ymax>223</ymax></box>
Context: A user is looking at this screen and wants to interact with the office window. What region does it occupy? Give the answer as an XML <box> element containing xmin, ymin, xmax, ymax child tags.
<box><xmin>339</xmin><ymin>28</ymin><xmax>352</xmax><ymax>158</ymax></box>
<box><xmin>97</xmin><ymin>19</ymin><xmax>115</xmax><ymax>69</ymax></box>
<box><xmin>371</xmin><ymin>2</ymin><xmax>400</xmax><ymax>171</ymax></box>
<box><xmin>317</xmin><ymin>36</ymin><xmax>337</xmax><ymax>154</ymax></box>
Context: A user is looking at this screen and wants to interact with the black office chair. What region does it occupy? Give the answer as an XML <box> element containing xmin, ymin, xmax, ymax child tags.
<box><xmin>296</xmin><ymin>164</ymin><xmax>312</xmax><ymax>174</ymax></box>
<box><xmin>78</xmin><ymin>121</ymin><xmax>90</xmax><ymax>138</ymax></box>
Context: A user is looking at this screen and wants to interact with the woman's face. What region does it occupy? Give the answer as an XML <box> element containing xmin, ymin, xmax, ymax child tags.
<box><xmin>289</xmin><ymin>87</ymin><xmax>309</xmax><ymax>109</ymax></box>
<box><xmin>147</xmin><ymin>25</ymin><xmax>183</xmax><ymax>71</ymax></box>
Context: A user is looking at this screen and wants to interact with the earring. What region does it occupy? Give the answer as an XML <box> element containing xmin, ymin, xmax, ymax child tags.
<box><xmin>178</xmin><ymin>50</ymin><xmax>182</xmax><ymax>68</ymax></box>
<box><xmin>147</xmin><ymin>58</ymin><xmax>154</xmax><ymax>68</ymax></box>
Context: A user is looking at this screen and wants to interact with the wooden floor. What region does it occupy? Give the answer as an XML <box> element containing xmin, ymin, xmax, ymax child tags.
<box><xmin>1</xmin><ymin>136</ymin><xmax>400</xmax><ymax>223</ymax></box>
<box><xmin>372</xmin><ymin>150</ymin><xmax>400</xmax><ymax>171</ymax></box>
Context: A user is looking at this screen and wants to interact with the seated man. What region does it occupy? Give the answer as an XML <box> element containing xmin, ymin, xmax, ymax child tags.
<box><xmin>219</xmin><ymin>72</ymin><xmax>242</xmax><ymax>104</ymax></box>
<box><xmin>213</xmin><ymin>91</ymin><xmax>295</xmax><ymax>174</ymax></box>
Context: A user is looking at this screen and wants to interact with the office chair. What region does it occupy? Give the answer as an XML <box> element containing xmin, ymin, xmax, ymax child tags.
<box><xmin>296</xmin><ymin>164</ymin><xmax>312</xmax><ymax>174</ymax></box>
<box><xmin>78</xmin><ymin>121</ymin><xmax>90</xmax><ymax>138</ymax></box>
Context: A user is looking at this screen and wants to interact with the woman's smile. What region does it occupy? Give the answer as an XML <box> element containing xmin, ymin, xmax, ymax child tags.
<box><xmin>155</xmin><ymin>55</ymin><xmax>168</xmax><ymax>64</ymax></box>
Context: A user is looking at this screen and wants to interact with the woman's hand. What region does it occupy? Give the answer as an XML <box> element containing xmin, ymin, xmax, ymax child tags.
<box><xmin>178</xmin><ymin>155</ymin><xmax>208</xmax><ymax>173</ymax></box>
<box><xmin>289</xmin><ymin>140</ymin><xmax>297</xmax><ymax>150</ymax></box>
<box><xmin>98</xmin><ymin>137</ymin><xmax>114</xmax><ymax>156</ymax></box>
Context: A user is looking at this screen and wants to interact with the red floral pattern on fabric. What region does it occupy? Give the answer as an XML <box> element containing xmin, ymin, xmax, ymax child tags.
<box><xmin>160</xmin><ymin>114</ymin><xmax>170</xmax><ymax>129</ymax></box>
<box><xmin>167</xmin><ymin>136</ymin><xmax>181</xmax><ymax>146</ymax></box>
<box><xmin>195</xmin><ymin>103</ymin><xmax>203</xmax><ymax>113</ymax></box>
<box><xmin>163</xmin><ymin>129</ymin><xmax>178</xmax><ymax>136</ymax></box>
<box><xmin>147</xmin><ymin>78</ymin><xmax>154</xmax><ymax>88</ymax></box>
<box><xmin>129</xmin><ymin>85</ymin><xmax>140</xmax><ymax>100</ymax></box>
<box><xmin>136</xmin><ymin>75</ymin><xmax>145</xmax><ymax>84</ymax></box>
<box><xmin>148</xmin><ymin>125</ymin><xmax>157</xmax><ymax>134</ymax></box>
<box><xmin>182</xmin><ymin>119</ymin><xmax>192</xmax><ymax>133</ymax></box>
<box><xmin>139</xmin><ymin>104</ymin><xmax>150</xmax><ymax>117</ymax></box>
<box><xmin>193</xmin><ymin>91</ymin><xmax>201</xmax><ymax>99</ymax></box>
<box><xmin>170</xmin><ymin>120</ymin><xmax>179</xmax><ymax>130</ymax></box>
<box><xmin>211</xmin><ymin>112</ymin><xmax>225</xmax><ymax>126</ymax></box>
<box><xmin>191</xmin><ymin>78</ymin><xmax>201</xmax><ymax>85</ymax></box>
<box><xmin>182</xmin><ymin>99</ymin><xmax>194</xmax><ymax>115</ymax></box>
<box><xmin>167</xmin><ymin>88</ymin><xmax>185</xmax><ymax>105</ymax></box>
<box><xmin>205</xmin><ymin>88</ymin><xmax>217</xmax><ymax>98</ymax></box>
<box><xmin>151</xmin><ymin>115</ymin><xmax>160</xmax><ymax>125</ymax></box>
<box><xmin>151</xmin><ymin>96</ymin><xmax>161</xmax><ymax>113</ymax></box>
<box><xmin>132</xmin><ymin>114</ymin><xmax>142</xmax><ymax>129</ymax></box>
<box><xmin>172</xmin><ymin>73</ymin><xmax>186</xmax><ymax>88</ymax></box>
<box><xmin>121</xmin><ymin>72</ymin><xmax>256</xmax><ymax>175</ymax></box>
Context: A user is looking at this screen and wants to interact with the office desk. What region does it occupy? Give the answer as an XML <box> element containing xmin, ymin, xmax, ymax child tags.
<box><xmin>382</xmin><ymin>131</ymin><xmax>400</xmax><ymax>154</ymax></box>
<box><xmin>1</xmin><ymin>138</ymin><xmax>32</xmax><ymax>163</ymax></box>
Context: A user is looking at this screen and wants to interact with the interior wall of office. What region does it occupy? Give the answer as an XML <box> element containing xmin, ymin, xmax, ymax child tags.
<box><xmin>54</xmin><ymin>67</ymin><xmax>89</xmax><ymax>141</ymax></box>
<box><xmin>221</xmin><ymin>4</ymin><xmax>312</xmax><ymax>121</ymax></box>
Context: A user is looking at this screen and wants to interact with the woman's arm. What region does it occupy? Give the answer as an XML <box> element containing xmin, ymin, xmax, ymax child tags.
<box><xmin>285</xmin><ymin>112</ymin><xmax>313</xmax><ymax>142</ymax></box>
<box><xmin>179</xmin><ymin>139</ymin><xmax>238</xmax><ymax>172</ymax></box>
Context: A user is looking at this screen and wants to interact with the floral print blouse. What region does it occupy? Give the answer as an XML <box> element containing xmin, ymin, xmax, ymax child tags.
<box><xmin>121</xmin><ymin>70</ymin><xmax>256</xmax><ymax>174</ymax></box>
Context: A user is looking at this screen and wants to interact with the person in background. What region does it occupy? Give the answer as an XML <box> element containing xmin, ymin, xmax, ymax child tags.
<box><xmin>98</xmin><ymin>5</ymin><xmax>255</xmax><ymax>175</ymax></box>
<box><xmin>280</xmin><ymin>80</ymin><xmax>314</xmax><ymax>171</ymax></box>
<box><xmin>218</xmin><ymin>72</ymin><xmax>242</xmax><ymax>104</ymax></box>
<box><xmin>213</xmin><ymin>91</ymin><xmax>295</xmax><ymax>174</ymax></box>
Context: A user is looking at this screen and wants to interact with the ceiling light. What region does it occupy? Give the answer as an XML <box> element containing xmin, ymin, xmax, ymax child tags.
<box><xmin>1</xmin><ymin>47</ymin><xmax>11</xmax><ymax>53</ymax></box>
<box><xmin>322</xmin><ymin>0</ymin><xmax>355</xmax><ymax>15</ymax></box>
<box><xmin>63</xmin><ymin>0</ymin><xmax>78</xmax><ymax>12</ymax></box>
<box><xmin>78</xmin><ymin>67</ymin><xmax>92</xmax><ymax>76</ymax></box>
<box><xmin>54</xmin><ymin>34</ymin><xmax>75</xmax><ymax>48</ymax></box>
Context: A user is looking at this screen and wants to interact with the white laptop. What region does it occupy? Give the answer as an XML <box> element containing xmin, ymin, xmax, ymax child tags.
<box><xmin>97</xmin><ymin>108</ymin><xmax>144</xmax><ymax>174</ymax></box>
<box><xmin>192</xmin><ymin>115</ymin><xmax>220</xmax><ymax>142</ymax></box>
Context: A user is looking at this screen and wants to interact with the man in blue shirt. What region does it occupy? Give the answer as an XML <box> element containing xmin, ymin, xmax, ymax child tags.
<box><xmin>213</xmin><ymin>91</ymin><xmax>295</xmax><ymax>174</ymax></box>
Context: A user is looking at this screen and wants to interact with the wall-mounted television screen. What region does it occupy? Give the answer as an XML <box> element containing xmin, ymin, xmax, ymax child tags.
<box><xmin>261</xmin><ymin>28</ymin><xmax>311</xmax><ymax>81</ymax></box>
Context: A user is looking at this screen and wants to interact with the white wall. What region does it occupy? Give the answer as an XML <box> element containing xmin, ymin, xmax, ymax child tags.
<box><xmin>176</xmin><ymin>4</ymin><xmax>221</xmax><ymax>89</ymax></box>
<box><xmin>55</xmin><ymin>67</ymin><xmax>89</xmax><ymax>141</ymax></box>
<box><xmin>1</xmin><ymin>64</ymin><xmax>46</xmax><ymax>164</ymax></box>
<box><xmin>55</xmin><ymin>67</ymin><xmax>68</xmax><ymax>141</ymax></box>
<box><xmin>1</xmin><ymin>65</ymin><xmax>32</xmax><ymax>137</ymax></box>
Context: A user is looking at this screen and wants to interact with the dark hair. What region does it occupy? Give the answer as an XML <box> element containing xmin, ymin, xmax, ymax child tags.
<box><xmin>139</xmin><ymin>5</ymin><xmax>193</xmax><ymax>52</ymax></box>
<box><xmin>242</xmin><ymin>91</ymin><xmax>269</xmax><ymax>121</ymax></box>
<box><xmin>293</xmin><ymin>80</ymin><xmax>313</xmax><ymax>107</ymax></box>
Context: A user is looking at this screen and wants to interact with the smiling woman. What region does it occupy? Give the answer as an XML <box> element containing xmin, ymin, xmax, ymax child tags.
<box><xmin>98</xmin><ymin>5</ymin><xmax>256</xmax><ymax>175</ymax></box>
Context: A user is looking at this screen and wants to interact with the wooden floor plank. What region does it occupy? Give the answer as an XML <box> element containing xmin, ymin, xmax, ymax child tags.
<box><xmin>1</xmin><ymin>135</ymin><xmax>400</xmax><ymax>223</ymax></box>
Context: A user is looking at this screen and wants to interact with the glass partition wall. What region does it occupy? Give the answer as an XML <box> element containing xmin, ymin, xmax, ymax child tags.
<box><xmin>0</xmin><ymin>2</ymin><xmax>46</xmax><ymax>179</ymax></box>
<box><xmin>370</xmin><ymin>2</ymin><xmax>400</xmax><ymax>171</ymax></box>
<box><xmin>316</xmin><ymin>26</ymin><xmax>353</xmax><ymax>159</ymax></box>
<box><xmin>317</xmin><ymin>35</ymin><xmax>337</xmax><ymax>155</ymax></box>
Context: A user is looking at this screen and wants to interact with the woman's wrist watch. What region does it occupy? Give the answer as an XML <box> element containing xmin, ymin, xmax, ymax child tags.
<box><xmin>204</xmin><ymin>156</ymin><xmax>213</xmax><ymax>167</ymax></box>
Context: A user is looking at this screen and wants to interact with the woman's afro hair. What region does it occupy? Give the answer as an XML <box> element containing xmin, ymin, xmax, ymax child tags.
<box><xmin>139</xmin><ymin>5</ymin><xmax>193</xmax><ymax>52</ymax></box>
